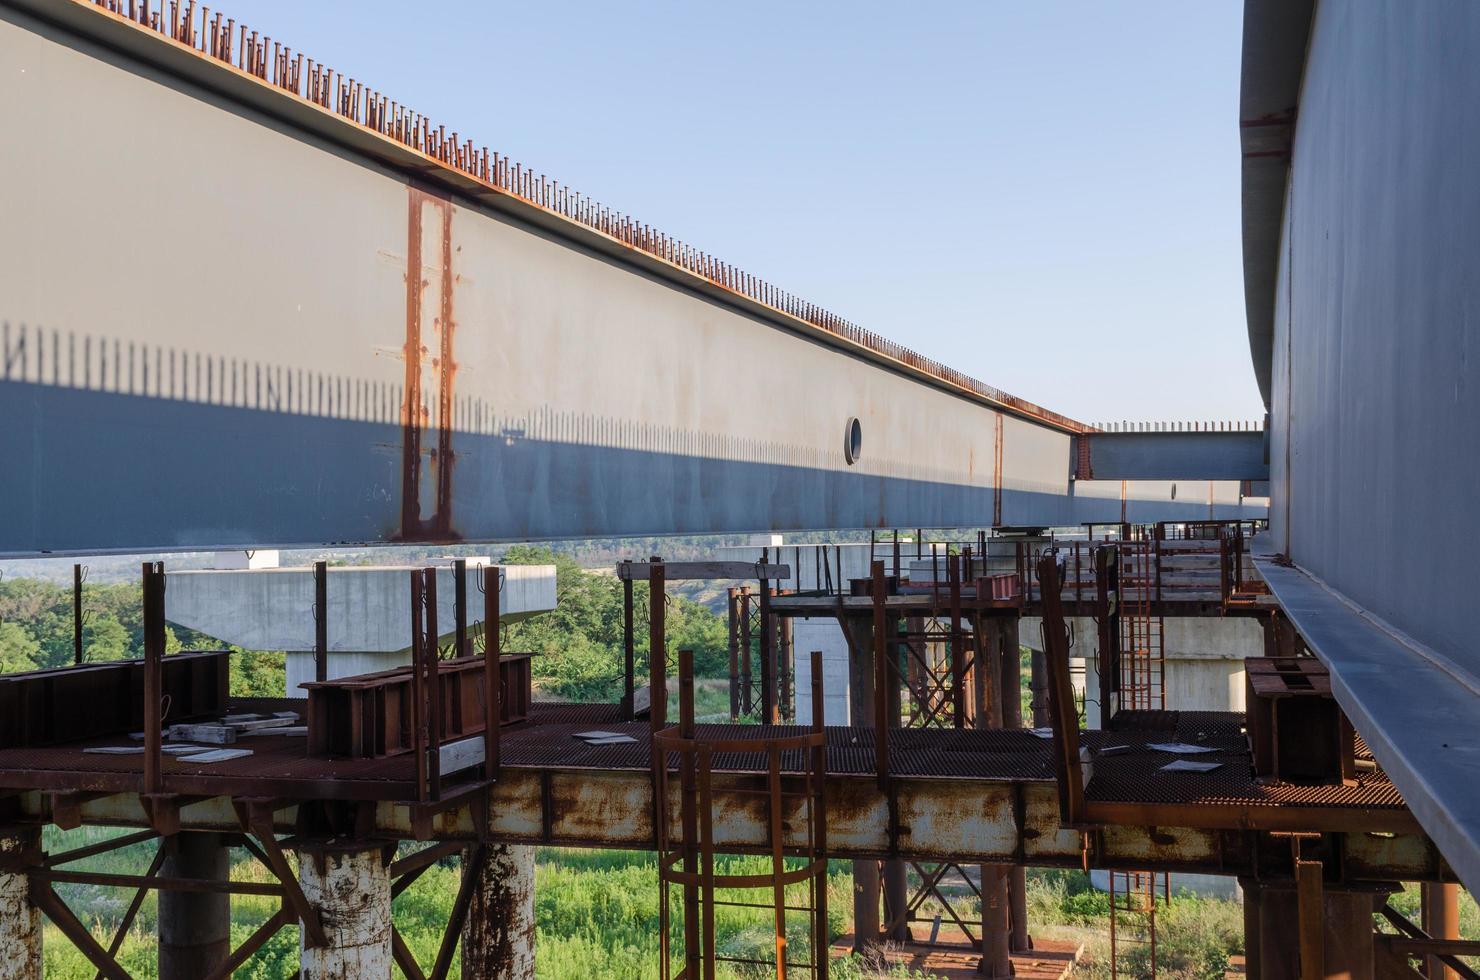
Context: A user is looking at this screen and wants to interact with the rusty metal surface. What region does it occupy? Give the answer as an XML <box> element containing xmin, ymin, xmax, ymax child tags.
<box><xmin>0</xmin><ymin>772</ymin><xmax>1449</xmax><ymax>883</ymax></box>
<box><xmin>302</xmin><ymin>652</ymin><xmax>532</xmax><ymax>758</ymax></box>
<box><xmin>0</xmin><ymin>701</ymin><xmax>1408</xmax><ymax>823</ymax></box>
<box><xmin>1083</xmin><ymin>728</ymin><xmax>1402</xmax><ymax>811</ymax></box>
<box><xmin>0</xmin><ymin>650</ymin><xmax>228</xmax><ymax>748</ymax></box>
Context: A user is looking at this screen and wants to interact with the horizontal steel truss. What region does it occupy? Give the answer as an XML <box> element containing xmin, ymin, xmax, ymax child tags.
<box><xmin>3</xmin><ymin>773</ymin><xmax>1448</xmax><ymax>882</ymax></box>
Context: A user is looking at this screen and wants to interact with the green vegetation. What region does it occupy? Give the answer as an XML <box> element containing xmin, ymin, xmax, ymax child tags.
<box><xmin>501</xmin><ymin>545</ymin><xmax>730</xmax><ymax>701</ymax></box>
<box><xmin>13</xmin><ymin>556</ymin><xmax>1478</xmax><ymax>978</ymax></box>
<box><xmin>0</xmin><ymin>547</ymin><xmax>733</xmax><ymax>703</ymax></box>
<box><xmin>37</xmin><ymin>827</ymin><xmax>1272</xmax><ymax>979</ymax></box>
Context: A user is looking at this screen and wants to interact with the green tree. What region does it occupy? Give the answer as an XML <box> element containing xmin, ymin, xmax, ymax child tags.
<box><xmin>501</xmin><ymin>545</ymin><xmax>730</xmax><ymax>700</ymax></box>
<box><xmin>0</xmin><ymin>621</ymin><xmax>41</xmax><ymax>673</ymax></box>
<box><xmin>84</xmin><ymin>614</ymin><xmax>133</xmax><ymax>663</ymax></box>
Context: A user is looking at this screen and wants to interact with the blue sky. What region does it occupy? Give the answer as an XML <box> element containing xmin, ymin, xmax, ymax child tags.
<box><xmin>230</xmin><ymin>0</ymin><xmax>1262</xmax><ymax>424</ymax></box>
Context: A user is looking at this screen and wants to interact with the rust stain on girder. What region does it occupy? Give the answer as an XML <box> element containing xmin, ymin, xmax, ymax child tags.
<box><xmin>399</xmin><ymin>185</ymin><xmax>458</xmax><ymax>541</ymax></box>
<box><xmin>52</xmin><ymin>0</ymin><xmax>1091</xmax><ymax>435</ymax></box>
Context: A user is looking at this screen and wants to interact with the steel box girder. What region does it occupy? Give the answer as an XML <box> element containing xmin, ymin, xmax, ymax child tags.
<box><xmin>4</xmin><ymin>772</ymin><xmax>1447</xmax><ymax>882</ymax></box>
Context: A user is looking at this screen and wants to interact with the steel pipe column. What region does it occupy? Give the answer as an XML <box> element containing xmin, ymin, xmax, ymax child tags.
<box><xmin>1421</xmin><ymin>883</ymin><xmax>1460</xmax><ymax>980</ymax></box>
<box><xmin>974</xmin><ymin>619</ymin><xmax>1013</xmax><ymax>977</ymax></box>
<box><xmin>845</xmin><ymin>616</ymin><xmax>882</xmax><ymax>954</ymax></box>
<box><xmin>296</xmin><ymin>843</ymin><xmax>392</xmax><ymax>979</ymax></box>
<box><xmin>883</xmin><ymin>863</ymin><xmax>910</xmax><ymax>943</ymax></box>
<box><xmin>462</xmin><ymin>842</ymin><xmax>537</xmax><ymax>980</ymax></box>
<box><xmin>978</xmin><ymin>867</ymin><xmax>1013</xmax><ymax>978</ymax></box>
<box><xmin>159</xmin><ymin>831</ymin><xmax>231</xmax><ymax>980</ymax></box>
<box><xmin>1241</xmin><ymin>878</ymin><xmax>1263</xmax><ymax>980</ymax></box>
<box><xmin>999</xmin><ymin>618</ymin><xmax>1032</xmax><ymax>954</ymax></box>
<box><xmin>0</xmin><ymin>828</ymin><xmax>42</xmax><ymax>979</ymax></box>
<box><xmin>1255</xmin><ymin>883</ymin><xmax>1377</xmax><ymax>980</ymax></box>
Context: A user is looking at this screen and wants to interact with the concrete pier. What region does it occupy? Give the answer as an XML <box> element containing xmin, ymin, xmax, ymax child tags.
<box><xmin>463</xmin><ymin>843</ymin><xmax>537</xmax><ymax>980</ymax></box>
<box><xmin>296</xmin><ymin>844</ymin><xmax>392</xmax><ymax>979</ymax></box>
<box><xmin>0</xmin><ymin>828</ymin><xmax>42</xmax><ymax>980</ymax></box>
<box><xmin>159</xmin><ymin>832</ymin><xmax>230</xmax><ymax>980</ymax></box>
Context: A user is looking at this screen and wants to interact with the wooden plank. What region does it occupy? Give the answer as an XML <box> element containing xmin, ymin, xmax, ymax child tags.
<box><xmin>438</xmin><ymin>736</ymin><xmax>486</xmax><ymax>777</ymax></box>
<box><xmin>616</xmin><ymin>561</ymin><xmax>790</xmax><ymax>581</ymax></box>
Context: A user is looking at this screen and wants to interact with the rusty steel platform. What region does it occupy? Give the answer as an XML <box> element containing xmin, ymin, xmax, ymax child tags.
<box><xmin>0</xmin><ymin>703</ymin><xmax>1434</xmax><ymax>881</ymax></box>
<box><xmin>1085</xmin><ymin>710</ymin><xmax>1404</xmax><ymax>823</ymax></box>
<box><xmin>0</xmin><ymin>702</ymin><xmax>1409</xmax><ymax>809</ymax></box>
<box><xmin>0</xmin><ymin>703</ymin><xmax>1401</xmax><ymax>812</ymax></box>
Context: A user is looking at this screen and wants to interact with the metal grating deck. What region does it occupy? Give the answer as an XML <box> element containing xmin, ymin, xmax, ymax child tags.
<box><xmin>0</xmin><ymin>703</ymin><xmax>1407</xmax><ymax>813</ymax></box>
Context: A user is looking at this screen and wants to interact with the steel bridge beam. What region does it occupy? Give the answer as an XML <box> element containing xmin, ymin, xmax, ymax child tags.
<box><xmin>5</xmin><ymin>777</ymin><xmax>1448</xmax><ymax>883</ymax></box>
<box><xmin>0</xmin><ymin>1</ymin><xmax>1264</xmax><ymax>555</ymax></box>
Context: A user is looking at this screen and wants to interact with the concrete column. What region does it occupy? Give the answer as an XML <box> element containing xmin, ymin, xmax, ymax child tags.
<box><xmin>1422</xmin><ymin>883</ymin><xmax>1459</xmax><ymax>980</ymax></box>
<box><xmin>0</xmin><ymin>828</ymin><xmax>42</xmax><ymax>980</ymax></box>
<box><xmin>297</xmin><ymin>843</ymin><xmax>392</xmax><ymax>980</ymax></box>
<box><xmin>159</xmin><ymin>832</ymin><xmax>230</xmax><ymax>980</ymax></box>
<box><xmin>463</xmin><ymin>842</ymin><xmax>536</xmax><ymax>980</ymax></box>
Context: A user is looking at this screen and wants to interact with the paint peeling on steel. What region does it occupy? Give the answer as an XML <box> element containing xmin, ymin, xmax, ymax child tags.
<box><xmin>464</xmin><ymin>843</ymin><xmax>536</xmax><ymax>980</ymax></box>
<box><xmin>0</xmin><ymin>828</ymin><xmax>43</xmax><ymax>979</ymax></box>
<box><xmin>5</xmin><ymin>787</ymin><xmax>1453</xmax><ymax>880</ymax></box>
<box><xmin>295</xmin><ymin>845</ymin><xmax>393</xmax><ymax>979</ymax></box>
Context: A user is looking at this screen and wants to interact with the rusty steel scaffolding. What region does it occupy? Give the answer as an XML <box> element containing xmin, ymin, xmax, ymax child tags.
<box><xmin>1115</xmin><ymin>540</ymin><xmax>1164</xmax><ymax>713</ymax></box>
<box><xmin>1107</xmin><ymin>870</ymin><xmax>1169</xmax><ymax>980</ymax></box>
<box><xmin>728</xmin><ymin>581</ymin><xmax>792</xmax><ymax>725</ymax></box>
<box><xmin>1108</xmin><ymin>541</ymin><xmax>1167</xmax><ymax>979</ymax></box>
<box><xmin>837</xmin><ymin>550</ymin><xmax>1033</xmax><ymax>971</ymax></box>
<box><xmin>655</xmin><ymin>650</ymin><xmax>829</xmax><ymax>979</ymax></box>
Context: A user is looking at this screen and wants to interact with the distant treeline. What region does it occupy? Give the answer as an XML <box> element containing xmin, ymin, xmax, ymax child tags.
<box><xmin>0</xmin><ymin>544</ymin><xmax>731</xmax><ymax>703</ymax></box>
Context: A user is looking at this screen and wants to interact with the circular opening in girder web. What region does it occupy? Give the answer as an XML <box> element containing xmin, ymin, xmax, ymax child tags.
<box><xmin>844</xmin><ymin>417</ymin><xmax>863</xmax><ymax>465</ymax></box>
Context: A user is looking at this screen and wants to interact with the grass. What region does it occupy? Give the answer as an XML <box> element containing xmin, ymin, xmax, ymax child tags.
<box><xmin>34</xmin><ymin>828</ymin><xmax>1478</xmax><ymax>979</ymax></box>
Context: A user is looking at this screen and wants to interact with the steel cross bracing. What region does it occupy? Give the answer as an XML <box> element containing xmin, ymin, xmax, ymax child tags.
<box><xmin>1107</xmin><ymin>540</ymin><xmax>1166</xmax><ymax>979</ymax></box>
<box><xmin>851</xmin><ymin>547</ymin><xmax>1034</xmax><ymax>966</ymax></box>
<box><xmin>13</xmin><ymin>802</ymin><xmax>489</xmax><ymax>980</ymax></box>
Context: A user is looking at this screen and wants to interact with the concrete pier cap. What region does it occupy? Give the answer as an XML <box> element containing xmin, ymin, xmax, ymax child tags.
<box><xmin>164</xmin><ymin>557</ymin><xmax>557</xmax><ymax>693</ymax></box>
